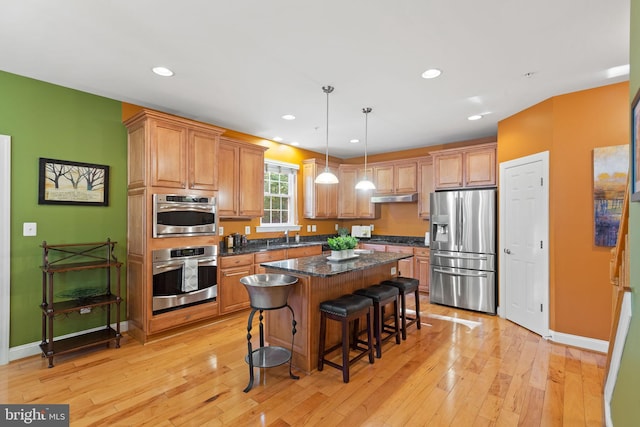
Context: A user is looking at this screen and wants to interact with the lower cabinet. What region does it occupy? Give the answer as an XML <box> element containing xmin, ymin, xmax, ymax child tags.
<box><xmin>218</xmin><ymin>246</ymin><xmax>322</xmax><ymax>314</ymax></box>
<box><xmin>385</xmin><ymin>245</ymin><xmax>414</xmax><ymax>278</ymax></box>
<box><xmin>219</xmin><ymin>254</ymin><xmax>254</xmax><ymax>314</ymax></box>
<box><xmin>413</xmin><ymin>247</ymin><xmax>430</xmax><ymax>293</ymax></box>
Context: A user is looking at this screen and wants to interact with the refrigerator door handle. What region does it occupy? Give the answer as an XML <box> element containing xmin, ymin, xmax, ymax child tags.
<box><xmin>433</xmin><ymin>253</ymin><xmax>488</xmax><ymax>261</ymax></box>
<box><xmin>457</xmin><ymin>195</ymin><xmax>463</xmax><ymax>249</ymax></box>
<box><xmin>433</xmin><ymin>267</ymin><xmax>489</xmax><ymax>278</ymax></box>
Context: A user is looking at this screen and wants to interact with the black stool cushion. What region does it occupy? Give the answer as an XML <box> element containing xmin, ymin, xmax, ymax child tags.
<box><xmin>354</xmin><ymin>284</ymin><xmax>399</xmax><ymax>302</ymax></box>
<box><xmin>380</xmin><ymin>277</ymin><xmax>419</xmax><ymax>293</ymax></box>
<box><xmin>320</xmin><ymin>294</ymin><xmax>373</xmax><ymax>317</ymax></box>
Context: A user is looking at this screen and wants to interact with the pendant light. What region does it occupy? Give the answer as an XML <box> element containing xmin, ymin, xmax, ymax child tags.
<box><xmin>315</xmin><ymin>85</ymin><xmax>339</xmax><ymax>184</ymax></box>
<box><xmin>355</xmin><ymin>107</ymin><xmax>376</xmax><ymax>190</ymax></box>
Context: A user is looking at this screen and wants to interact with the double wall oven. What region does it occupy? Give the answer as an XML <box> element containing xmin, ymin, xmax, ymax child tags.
<box><xmin>151</xmin><ymin>194</ymin><xmax>219</xmax><ymax>314</ymax></box>
<box><xmin>152</xmin><ymin>246</ymin><xmax>218</xmax><ymax>314</ymax></box>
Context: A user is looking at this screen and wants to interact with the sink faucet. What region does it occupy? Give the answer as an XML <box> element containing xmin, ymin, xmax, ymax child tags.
<box><xmin>284</xmin><ymin>230</ymin><xmax>289</xmax><ymax>244</ymax></box>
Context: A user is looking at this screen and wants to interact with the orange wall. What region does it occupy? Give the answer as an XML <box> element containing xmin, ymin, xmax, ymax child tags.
<box><xmin>498</xmin><ymin>82</ymin><xmax>629</xmax><ymax>340</ymax></box>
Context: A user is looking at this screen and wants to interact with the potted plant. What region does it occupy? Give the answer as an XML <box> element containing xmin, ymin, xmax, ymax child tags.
<box><xmin>326</xmin><ymin>235</ymin><xmax>359</xmax><ymax>259</ymax></box>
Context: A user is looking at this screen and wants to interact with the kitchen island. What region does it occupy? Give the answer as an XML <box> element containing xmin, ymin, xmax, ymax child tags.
<box><xmin>261</xmin><ymin>251</ymin><xmax>412</xmax><ymax>373</ymax></box>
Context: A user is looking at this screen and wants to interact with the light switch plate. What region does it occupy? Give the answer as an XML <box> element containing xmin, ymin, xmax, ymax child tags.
<box><xmin>245</xmin><ymin>226</ymin><xmax>251</xmax><ymax>235</ymax></box>
<box><xmin>391</xmin><ymin>266</ymin><xmax>397</xmax><ymax>275</ymax></box>
<box><xmin>219</xmin><ymin>226</ymin><xmax>224</xmax><ymax>236</ymax></box>
<box><xmin>312</xmin><ymin>225</ymin><xmax>317</xmax><ymax>232</ymax></box>
<box><xmin>307</xmin><ymin>225</ymin><xmax>311</xmax><ymax>232</ymax></box>
<box><xmin>370</xmin><ymin>224</ymin><xmax>375</xmax><ymax>231</ymax></box>
<box><xmin>23</xmin><ymin>222</ymin><xmax>37</xmax><ymax>236</ymax></box>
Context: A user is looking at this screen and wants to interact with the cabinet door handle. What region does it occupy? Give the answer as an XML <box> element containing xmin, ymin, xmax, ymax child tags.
<box><xmin>224</xmin><ymin>270</ymin><xmax>251</xmax><ymax>277</ymax></box>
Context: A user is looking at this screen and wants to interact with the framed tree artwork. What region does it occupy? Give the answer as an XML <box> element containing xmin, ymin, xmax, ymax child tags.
<box><xmin>38</xmin><ymin>158</ymin><xmax>110</xmax><ymax>206</ymax></box>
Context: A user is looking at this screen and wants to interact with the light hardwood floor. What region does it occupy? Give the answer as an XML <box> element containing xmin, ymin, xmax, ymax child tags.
<box><xmin>1</xmin><ymin>294</ymin><xmax>606</xmax><ymax>426</ymax></box>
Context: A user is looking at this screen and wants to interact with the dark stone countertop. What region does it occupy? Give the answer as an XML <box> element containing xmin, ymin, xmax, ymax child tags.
<box><xmin>218</xmin><ymin>234</ymin><xmax>428</xmax><ymax>257</ymax></box>
<box><xmin>260</xmin><ymin>251</ymin><xmax>413</xmax><ymax>278</ymax></box>
<box><xmin>218</xmin><ymin>241</ymin><xmax>327</xmax><ymax>257</ymax></box>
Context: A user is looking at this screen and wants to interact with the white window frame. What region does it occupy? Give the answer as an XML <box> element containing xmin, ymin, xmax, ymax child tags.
<box><xmin>256</xmin><ymin>159</ymin><xmax>301</xmax><ymax>233</ymax></box>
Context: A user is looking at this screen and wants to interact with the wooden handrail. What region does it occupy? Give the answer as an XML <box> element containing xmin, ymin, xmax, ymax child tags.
<box><xmin>606</xmin><ymin>182</ymin><xmax>631</xmax><ymax>376</ymax></box>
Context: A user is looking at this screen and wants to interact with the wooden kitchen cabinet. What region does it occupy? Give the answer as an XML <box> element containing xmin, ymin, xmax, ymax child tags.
<box><xmin>303</xmin><ymin>159</ymin><xmax>339</xmax><ymax>219</ymax></box>
<box><xmin>372</xmin><ymin>160</ymin><xmax>417</xmax><ymax>194</ymax></box>
<box><xmin>219</xmin><ymin>254</ymin><xmax>254</xmax><ymax>314</ymax></box>
<box><xmin>254</xmin><ymin>249</ymin><xmax>287</xmax><ymax>274</ymax></box>
<box><xmin>218</xmin><ymin>137</ymin><xmax>267</xmax><ymax>218</ymax></box>
<box><xmin>125</xmin><ymin>109</ymin><xmax>223</xmax><ymax>191</ymax></box>
<box><xmin>418</xmin><ymin>157</ymin><xmax>434</xmax><ymax>219</ymax></box>
<box><xmin>286</xmin><ymin>245</ymin><xmax>322</xmax><ymax>258</ymax></box>
<box><xmin>431</xmin><ymin>142</ymin><xmax>496</xmax><ymax>190</ymax></box>
<box><xmin>386</xmin><ymin>245</ymin><xmax>414</xmax><ymax>278</ymax></box>
<box><xmin>338</xmin><ymin>164</ymin><xmax>379</xmax><ymax>219</ymax></box>
<box><xmin>413</xmin><ymin>247</ymin><xmax>430</xmax><ymax>293</ymax></box>
<box><xmin>360</xmin><ymin>243</ymin><xmax>387</xmax><ymax>252</ymax></box>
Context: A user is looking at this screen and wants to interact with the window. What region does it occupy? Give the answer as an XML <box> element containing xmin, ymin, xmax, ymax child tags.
<box><xmin>260</xmin><ymin>160</ymin><xmax>299</xmax><ymax>230</ymax></box>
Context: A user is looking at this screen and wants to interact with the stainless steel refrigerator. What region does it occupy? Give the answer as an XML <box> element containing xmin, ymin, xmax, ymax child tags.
<box><xmin>429</xmin><ymin>189</ymin><xmax>497</xmax><ymax>314</ymax></box>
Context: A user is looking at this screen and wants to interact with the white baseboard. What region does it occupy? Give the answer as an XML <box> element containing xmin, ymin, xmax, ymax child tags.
<box><xmin>9</xmin><ymin>321</ymin><xmax>128</xmax><ymax>362</ymax></box>
<box><xmin>548</xmin><ymin>329</ymin><xmax>609</xmax><ymax>353</ymax></box>
<box><xmin>604</xmin><ymin>291</ymin><xmax>632</xmax><ymax>427</ymax></box>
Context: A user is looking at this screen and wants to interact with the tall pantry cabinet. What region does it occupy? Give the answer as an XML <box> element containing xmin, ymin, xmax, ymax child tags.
<box><xmin>124</xmin><ymin>109</ymin><xmax>224</xmax><ymax>343</ymax></box>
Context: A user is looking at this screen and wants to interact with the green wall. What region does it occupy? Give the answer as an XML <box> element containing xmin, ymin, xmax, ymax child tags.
<box><xmin>0</xmin><ymin>70</ymin><xmax>127</xmax><ymax>347</ymax></box>
<box><xmin>610</xmin><ymin>2</ymin><xmax>640</xmax><ymax>425</ymax></box>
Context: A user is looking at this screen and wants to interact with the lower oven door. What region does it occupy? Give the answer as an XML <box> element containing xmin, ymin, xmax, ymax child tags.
<box><xmin>430</xmin><ymin>265</ymin><xmax>496</xmax><ymax>314</ymax></box>
<box><xmin>152</xmin><ymin>258</ymin><xmax>218</xmax><ymax>313</ymax></box>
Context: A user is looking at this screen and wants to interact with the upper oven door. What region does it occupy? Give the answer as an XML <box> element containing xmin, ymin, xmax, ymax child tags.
<box><xmin>153</xmin><ymin>194</ymin><xmax>216</xmax><ymax>237</ymax></box>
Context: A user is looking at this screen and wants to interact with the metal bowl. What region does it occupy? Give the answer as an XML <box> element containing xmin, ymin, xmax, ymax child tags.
<box><xmin>240</xmin><ymin>274</ymin><xmax>299</xmax><ymax>309</ymax></box>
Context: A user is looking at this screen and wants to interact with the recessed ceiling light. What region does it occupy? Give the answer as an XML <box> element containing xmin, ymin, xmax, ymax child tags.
<box><xmin>291</xmin><ymin>141</ymin><xmax>300</xmax><ymax>146</ymax></box>
<box><xmin>468</xmin><ymin>115</ymin><xmax>483</xmax><ymax>121</ymax></box>
<box><xmin>421</xmin><ymin>68</ymin><xmax>442</xmax><ymax>79</ymax></box>
<box><xmin>350</xmin><ymin>139</ymin><xmax>359</xmax><ymax>144</ymax></box>
<box><xmin>152</xmin><ymin>66</ymin><xmax>174</xmax><ymax>77</ymax></box>
<box><xmin>606</xmin><ymin>64</ymin><xmax>629</xmax><ymax>79</ymax></box>
<box><xmin>281</xmin><ymin>114</ymin><xmax>296</xmax><ymax>120</ymax></box>
<box><xmin>273</xmin><ymin>136</ymin><xmax>283</xmax><ymax>142</ymax></box>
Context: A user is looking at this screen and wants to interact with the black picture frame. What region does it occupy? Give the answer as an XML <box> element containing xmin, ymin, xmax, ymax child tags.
<box><xmin>38</xmin><ymin>158</ymin><xmax>110</xmax><ymax>206</ymax></box>
<box><xmin>631</xmin><ymin>88</ymin><xmax>640</xmax><ymax>202</ymax></box>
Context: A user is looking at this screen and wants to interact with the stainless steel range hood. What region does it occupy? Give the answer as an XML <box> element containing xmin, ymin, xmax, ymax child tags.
<box><xmin>370</xmin><ymin>193</ymin><xmax>418</xmax><ymax>203</ymax></box>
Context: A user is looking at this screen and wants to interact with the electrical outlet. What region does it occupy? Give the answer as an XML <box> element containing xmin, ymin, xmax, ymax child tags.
<box><xmin>23</xmin><ymin>222</ymin><xmax>37</xmax><ymax>237</ymax></box>
<box><xmin>312</xmin><ymin>225</ymin><xmax>317</xmax><ymax>232</ymax></box>
<box><xmin>307</xmin><ymin>225</ymin><xmax>311</xmax><ymax>232</ymax></box>
<box><xmin>245</xmin><ymin>226</ymin><xmax>251</xmax><ymax>235</ymax></box>
<box><xmin>335</xmin><ymin>223</ymin><xmax>339</xmax><ymax>231</ymax></box>
<box><xmin>391</xmin><ymin>266</ymin><xmax>397</xmax><ymax>275</ymax></box>
<box><xmin>80</xmin><ymin>307</ymin><xmax>91</xmax><ymax>315</ymax></box>
<box><xmin>219</xmin><ymin>226</ymin><xmax>224</xmax><ymax>236</ymax></box>
<box><xmin>370</xmin><ymin>224</ymin><xmax>374</xmax><ymax>231</ymax></box>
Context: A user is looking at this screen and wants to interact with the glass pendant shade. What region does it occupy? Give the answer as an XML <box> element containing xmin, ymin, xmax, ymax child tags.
<box><xmin>355</xmin><ymin>177</ymin><xmax>376</xmax><ymax>190</ymax></box>
<box><xmin>316</xmin><ymin>168</ymin><xmax>340</xmax><ymax>184</ymax></box>
<box><xmin>315</xmin><ymin>85</ymin><xmax>339</xmax><ymax>184</ymax></box>
<box><xmin>356</xmin><ymin>107</ymin><xmax>376</xmax><ymax>190</ymax></box>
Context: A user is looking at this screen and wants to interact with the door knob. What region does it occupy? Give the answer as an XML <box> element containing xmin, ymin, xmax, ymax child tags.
<box><xmin>504</xmin><ymin>248</ymin><xmax>511</xmax><ymax>254</ymax></box>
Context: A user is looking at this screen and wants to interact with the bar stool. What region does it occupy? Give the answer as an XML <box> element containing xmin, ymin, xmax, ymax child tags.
<box><xmin>318</xmin><ymin>294</ymin><xmax>375</xmax><ymax>383</ymax></box>
<box><xmin>353</xmin><ymin>284</ymin><xmax>400</xmax><ymax>358</ymax></box>
<box><xmin>380</xmin><ymin>277</ymin><xmax>421</xmax><ymax>340</ymax></box>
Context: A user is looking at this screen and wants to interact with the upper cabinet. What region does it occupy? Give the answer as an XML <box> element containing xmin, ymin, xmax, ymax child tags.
<box><xmin>431</xmin><ymin>142</ymin><xmax>496</xmax><ymax>190</ymax></box>
<box><xmin>303</xmin><ymin>159</ymin><xmax>339</xmax><ymax>219</ymax></box>
<box><xmin>218</xmin><ymin>137</ymin><xmax>267</xmax><ymax>218</ymax></box>
<box><xmin>373</xmin><ymin>160</ymin><xmax>417</xmax><ymax>194</ymax></box>
<box><xmin>417</xmin><ymin>157</ymin><xmax>434</xmax><ymax>219</ymax></box>
<box><xmin>125</xmin><ymin>109</ymin><xmax>224</xmax><ymax>191</ymax></box>
<box><xmin>338</xmin><ymin>164</ymin><xmax>380</xmax><ymax>219</ymax></box>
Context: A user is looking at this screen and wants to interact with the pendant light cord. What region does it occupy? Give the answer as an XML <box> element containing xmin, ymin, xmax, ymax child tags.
<box><xmin>322</xmin><ymin>86</ymin><xmax>334</xmax><ymax>171</ymax></box>
<box><xmin>363</xmin><ymin>107</ymin><xmax>372</xmax><ymax>177</ymax></box>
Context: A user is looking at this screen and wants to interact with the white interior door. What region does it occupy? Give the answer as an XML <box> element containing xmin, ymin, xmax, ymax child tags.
<box><xmin>499</xmin><ymin>151</ymin><xmax>549</xmax><ymax>337</ymax></box>
<box><xmin>0</xmin><ymin>135</ymin><xmax>10</xmax><ymax>365</ymax></box>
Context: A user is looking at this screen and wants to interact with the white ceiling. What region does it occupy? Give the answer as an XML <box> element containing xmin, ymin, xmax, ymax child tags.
<box><xmin>0</xmin><ymin>1</ymin><xmax>630</xmax><ymax>158</ymax></box>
